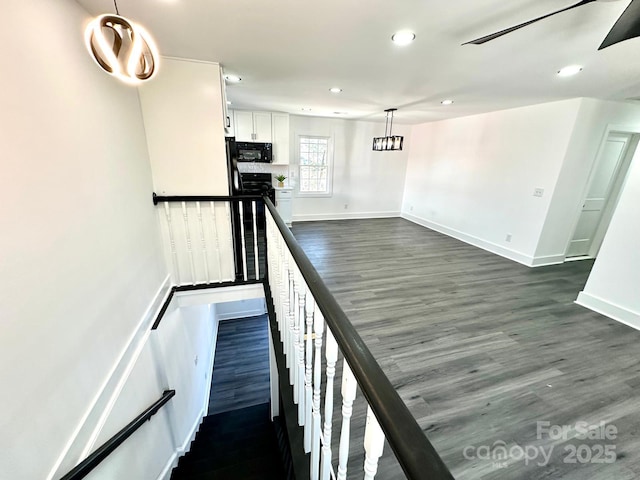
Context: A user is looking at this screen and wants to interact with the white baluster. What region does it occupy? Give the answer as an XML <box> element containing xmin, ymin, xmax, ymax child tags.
<box><xmin>304</xmin><ymin>291</ymin><xmax>314</xmax><ymax>453</ymax></box>
<box><xmin>363</xmin><ymin>407</ymin><xmax>385</xmax><ymax>480</ymax></box>
<box><xmin>291</xmin><ymin>266</ymin><xmax>300</xmax><ymax>394</ymax></box>
<box><xmin>238</xmin><ymin>201</ymin><xmax>248</xmax><ymax>281</ymax></box>
<box><xmin>321</xmin><ymin>327</ymin><xmax>338</xmax><ymax>480</ymax></box>
<box><xmin>297</xmin><ymin>271</ymin><xmax>307</xmax><ymax>426</ymax></box>
<box><xmin>252</xmin><ymin>200</ymin><xmax>259</xmax><ymax>279</ymax></box>
<box><xmin>163</xmin><ymin>203</ymin><xmax>180</xmax><ymax>285</ymax></box>
<box><xmin>181</xmin><ymin>202</ymin><xmax>197</xmax><ymax>285</ymax></box>
<box><xmin>281</xmin><ymin>263</ymin><xmax>290</xmax><ymax>367</ymax></box>
<box><xmin>195</xmin><ymin>202</ymin><xmax>209</xmax><ymax>282</ymax></box>
<box><xmin>279</xmin><ymin>239</ymin><xmax>289</xmax><ymax>341</ymax></box>
<box><xmin>210</xmin><ymin>201</ymin><xmax>222</xmax><ymax>282</ymax></box>
<box><xmin>337</xmin><ymin>361</ymin><xmax>357</xmax><ymax>480</ymax></box>
<box><xmin>310</xmin><ymin>307</ymin><xmax>324</xmax><ymax>480</ymax></box>
<box><xmin>286</xmin><ymin>262</ymin><xmax>298</xmax><ymax>382</ymax></box>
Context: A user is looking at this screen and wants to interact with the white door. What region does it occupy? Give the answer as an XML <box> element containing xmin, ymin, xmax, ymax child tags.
<box><xmin>567</xmin><ymin>132</ymin><xmax>634</xmax><ymax>258</ymax></box>
<box><xmin>253</xmin><ymin>112</ymin><xmax>272</xmax><ymax>142</ymax></box>
<box><xmin>233</xmin><ymin>111</ymin><xmax>254</xmax><ymax>141</ymax></box>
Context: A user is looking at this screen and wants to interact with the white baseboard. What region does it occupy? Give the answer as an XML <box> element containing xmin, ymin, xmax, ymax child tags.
<box><xmin>293</xmin><ymin>211</ymin><xmax>400</xmax><ymax>222</ymax></box>
<box><xmin>401</xmin><ymin>212</ymin><xmax>537</xmax><ymax>267</ymax></box>
<box><xmin>576</xmin><ymin>291</ymin><xmax>640</xmax><ymax>330</ymax></box>
<box><xmin>48</xmin><ymin>275</ymin><xmax>173</xmax><ymax>480</ymax></box>
<box><xmin>530</xmin><ymin>254</ymin><xmax>566</xmax><ymax>267</ymax></box>
<box><xmin>218</xmin><ymin>308</ymin><xmax>267</xmax><ymax>321</ymax></box>
<box><xmin>156</xmin><ymin>407</ymin><xmax>205</xmax><ymax>480</ymax></box>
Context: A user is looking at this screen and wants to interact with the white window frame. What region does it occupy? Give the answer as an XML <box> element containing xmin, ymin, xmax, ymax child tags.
<box><xmin>296</xmin><ymin>134</ymin><xmax>334</xmax><ymax>197</ymax></box>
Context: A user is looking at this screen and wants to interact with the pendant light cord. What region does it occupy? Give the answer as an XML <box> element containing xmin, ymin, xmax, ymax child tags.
<box><xmin>114</xmin><ymin>0</ymin><xmax>120</xmax><ymax>15</ymax></box>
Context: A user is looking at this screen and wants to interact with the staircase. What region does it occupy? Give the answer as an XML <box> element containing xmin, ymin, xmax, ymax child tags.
<box><xmin>170</xmin><ymin>403</ymin><xmax>289</xmax><ymax>480</ymax></box>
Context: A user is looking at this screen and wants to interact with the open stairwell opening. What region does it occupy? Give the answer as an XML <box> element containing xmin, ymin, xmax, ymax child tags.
<box><xmin>171</xmin><ymin>311</ymin><xmax>293</xmax><ymax>479</ymax></box>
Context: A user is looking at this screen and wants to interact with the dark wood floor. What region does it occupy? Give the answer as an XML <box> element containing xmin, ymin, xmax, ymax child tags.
<box><xmin>291</xmin><ymin>218</ymin><xmax>640</xmax><ymax>480</ymax></box>
<box><xmin>208</xmin><ymin>315</ymin><xmax>271</xmax><ymax>415</ymax></box>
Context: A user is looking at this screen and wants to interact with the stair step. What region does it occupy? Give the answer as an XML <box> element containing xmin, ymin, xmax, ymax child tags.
<box><xmin>171</xmin><ymin>403</ymin><xmax>286</xmax><ymax>480</ymax></box>
<box><xmin>181</xmin><ymin>432</ymin><xmax>275</xmax><ymax>462</ymax></box>
<box><xmin>201</xmin><ymin>403</ymin><xmax>270</xmax><ymax>427</ymax></box>
<box><xmin>178</xmin><ymin>442</ymin><xmax>281</xmax><ymax>474</ymax></box>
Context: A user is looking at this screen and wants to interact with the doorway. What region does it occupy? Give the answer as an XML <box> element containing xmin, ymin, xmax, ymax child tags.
<box><xmin>566</xmin><ymin>131</ymin><xmax>639</xmax><ymax>260</ymax></box>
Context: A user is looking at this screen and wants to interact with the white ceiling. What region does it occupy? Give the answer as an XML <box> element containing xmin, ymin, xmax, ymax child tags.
<box><xmin>76</xmin><ymin>0</ymin><xmax>640</xmax><ymax>124</ymax></box>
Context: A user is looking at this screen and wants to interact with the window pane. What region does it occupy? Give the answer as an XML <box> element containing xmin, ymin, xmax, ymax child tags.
<box><xmin>299</xmin><ymin>136</ymin><xmax>330</xmax><ymax>193</ymax></box>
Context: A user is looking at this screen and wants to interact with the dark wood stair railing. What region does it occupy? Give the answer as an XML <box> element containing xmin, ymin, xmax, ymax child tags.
<box><xmin>59</xmin><ymin>389</ymin><xmax>176</xmax><ymax>480</ymax></box>
<box><xmin>151</xmin><ymin>193</ymin><xmax>454</xmax><ymax>479</ymax></box>
<box><xmin>262</xmin><ymin>197</ymin><xmax>454</xmax><ymax>480</ymax></box>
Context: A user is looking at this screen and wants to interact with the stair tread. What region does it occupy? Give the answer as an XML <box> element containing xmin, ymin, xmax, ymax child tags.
<box><xmin>171</xmin><ymin>403</ymin><xmax>286</xmax><ymax>480</ymax></box>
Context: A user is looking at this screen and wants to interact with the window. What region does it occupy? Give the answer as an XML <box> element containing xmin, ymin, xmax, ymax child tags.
<box><xmin>298</xmin><ymin>135</ymin><xmax>332</xmax><ymax>196</ymax></box>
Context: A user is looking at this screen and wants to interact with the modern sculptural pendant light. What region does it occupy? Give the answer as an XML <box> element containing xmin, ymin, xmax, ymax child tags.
<box><xmin>85</xmin><ymin>0</ymin><xmax>159</xmax><ymax>84</ymax></box>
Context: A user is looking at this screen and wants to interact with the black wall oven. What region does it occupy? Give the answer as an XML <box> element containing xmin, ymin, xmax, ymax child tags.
<box><xmin>236</xmin><ymin>142</ymin><xmax>273</xmax><ymax>163</ymax></box>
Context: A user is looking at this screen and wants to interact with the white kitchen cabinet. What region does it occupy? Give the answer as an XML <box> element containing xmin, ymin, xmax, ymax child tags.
<box><xmin>234</xmin><ymin>111</ymin><xmax>254</xmax><ymax>141</ymax></box>
<box><xmin>225</xmin><ymin>109</ymin><xmax>235</xmax><ymax>137</ymax></box>
<box><xmin>275</xmin><ymin>188</ymin><xmax>293</xmax><ymax>226</ymax></box>
<box><xmin>253</xmin><ymin>112</ymin><xmax>272</xmax><ymax>142</ymax></box>
<box><xmin>272</xmin><ymin>113</ymin><xmax>290</xmax><ymax>165</ymax></box>
<box><xmin>220</xmin><ymin>68</ymin><xmax>232</xmax><ymax>136</ymax></box>
<box><xmin>233</xmin><ymin>110</ymin><xmax>272</xmax><ymax>142</ymax></box>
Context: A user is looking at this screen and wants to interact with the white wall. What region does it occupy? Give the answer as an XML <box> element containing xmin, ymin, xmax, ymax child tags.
<box><xmin>535</xmin><ymin>98</ymin><xmax>640</xmax><ymax>259</ymax></box>
<box><xmin>289</xmin><ymin>116</ymin><xmax>410</xmax><ymax>221</ymax></box>
<box><xmin>86</xmin><ymin>338</ymin><xmax>176</xmax><ymax>480</ymax></box>
<box><xmin>576</xmin><ymin>145</ymin><xmax>640</xmax><ymax>328</ymax></box>
<box><xmin>138</xmin><ymin>58</ymin><xmax>229</xmax><ymax>195</ymax></box>
<box><xmin>216</xmin><ymin>298</ymin><xmax>267</xmax><ymax>321</ymax></box>
<box><xmin>0</xmin><ymin>1</ymin><xmax>167</xmax><ymax>479</ymax></box>
<box><xmin>401</xmin><ymin>99</ymin><xmax>582</xmax><ymax>265</ymax></box>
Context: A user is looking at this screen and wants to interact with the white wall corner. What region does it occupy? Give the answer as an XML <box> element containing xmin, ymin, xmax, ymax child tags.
<box><xmin>401</xmin><ymin>212</ymin><xmax>536</xmax><ymax>267</ymax></box>
<box><xmin>293</xmin><ymin>211</ymin><xmax>401</xmax><ymax>222</ymax></box>
<box><xmin>48</xmin><ymin>275</ymin><xmax>172</xmax><ymax>480</ymax></box>
<box><xmin>576</xmin><ymin>291</ymin><xmax>640</xmax><ymax>331</ymax></box>
<box><xmin>156</xmin><ymin>407</ymin><xmax>205</xmax><ymax>480</ymax></box>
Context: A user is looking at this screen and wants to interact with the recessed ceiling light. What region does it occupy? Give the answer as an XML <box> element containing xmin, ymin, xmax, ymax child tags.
<box><xmin>391</xmin><ymin>31</ymin><xmax>416</xmax><ymax>46</ymax></box>
<box><xmin>224</xmin><ymin>74</ymin><xmax>242</xmax><ymax>83</ymax></box>
<box><xmin>330</xmin><ymin>87</ymin><xmax>342</xmax><ymax>93</ymax></box>
<box><xmin>557</xmin><ymin>65</ymin><xmax>583</xmax><ymax>77</ymax></box>
<box><xmin>441</xmin><ymin>99</ymin><xmax>454</xmax><ymax>105</ymax></box>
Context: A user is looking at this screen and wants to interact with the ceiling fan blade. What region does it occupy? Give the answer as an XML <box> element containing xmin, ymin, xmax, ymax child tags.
<box><xmin>599</xmin><ymin>0</ymin><xmax>640</xmax><ymax>49</ymax></box>
<box><xmin>463</xmin><ymin>0</ymin><xmax>597</xmax><ymax>45</ymax></box>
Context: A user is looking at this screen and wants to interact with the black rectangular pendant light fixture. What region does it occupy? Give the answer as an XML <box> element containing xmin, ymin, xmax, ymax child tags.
<box><xmin>373</xmin><ymin>108</ymin><xmax>403</xmax><ymax>151</ymax></box>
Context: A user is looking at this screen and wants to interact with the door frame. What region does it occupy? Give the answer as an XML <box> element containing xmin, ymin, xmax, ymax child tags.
<box><xmin>563</xmin><ymin>123</ymin><xmax>640</xmax><ymax>261</ymax></box>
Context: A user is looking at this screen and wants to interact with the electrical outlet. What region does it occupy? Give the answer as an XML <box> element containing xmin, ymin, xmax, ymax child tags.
<box><xmin>194</xmin><ymin>355</ymin><xmax>198</xmax><ymax>366</ymax></box>
<box><xmin>533</xmin><ymin>188</ymin><xmax>544</xmax><ymax>197</ymax></box>
<box><xmin>344</xmin><ymin>204</ymin><xmax>348</xmax><ymax>210</ymax></box>
<box><xmin>410</xmin><ymin>205</ymin><xmax>414</xmax><ymax>212</ymax></box>
<box><xmin>506</xmin><ymin>233</ymin><xmax>512</xmax><ymax>242</ymax></box>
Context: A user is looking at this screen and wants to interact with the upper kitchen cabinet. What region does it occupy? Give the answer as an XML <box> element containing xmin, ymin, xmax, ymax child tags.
<box><xmin>220</xmin><ymin>68</ymin><xmax>232</xmax><ymax>136</ymax></box>
<box><xmin>234</xmin><ymin>111</ymin><xmax>272</xmax><ymax>142</ymax></box>
<box><xmin>271</xmin><ymin>113</ymin><xmax>290</xmax><ymax>165</ymax></box>
<box><xmin>226</xmin><ymin>109</ymin><xmax>235</xmax><ymax>138</ymax></box>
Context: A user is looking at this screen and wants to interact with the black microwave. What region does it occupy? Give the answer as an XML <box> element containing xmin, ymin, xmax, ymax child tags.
<box><xmin>236</xmin><ymin>142</ymin><xmax>272</xmax><ymax>163</ymax></box>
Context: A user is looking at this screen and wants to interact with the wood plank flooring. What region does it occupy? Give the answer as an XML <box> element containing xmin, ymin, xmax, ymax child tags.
<box><xmin>291</xmin><ymin>218</ymin><xmax>640</xmax><ymax>480</ymax></box>
<box><xmin>208</xmin><ymin>315</ymin><xmax>270</xmax><ymax>415</ymax></box>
